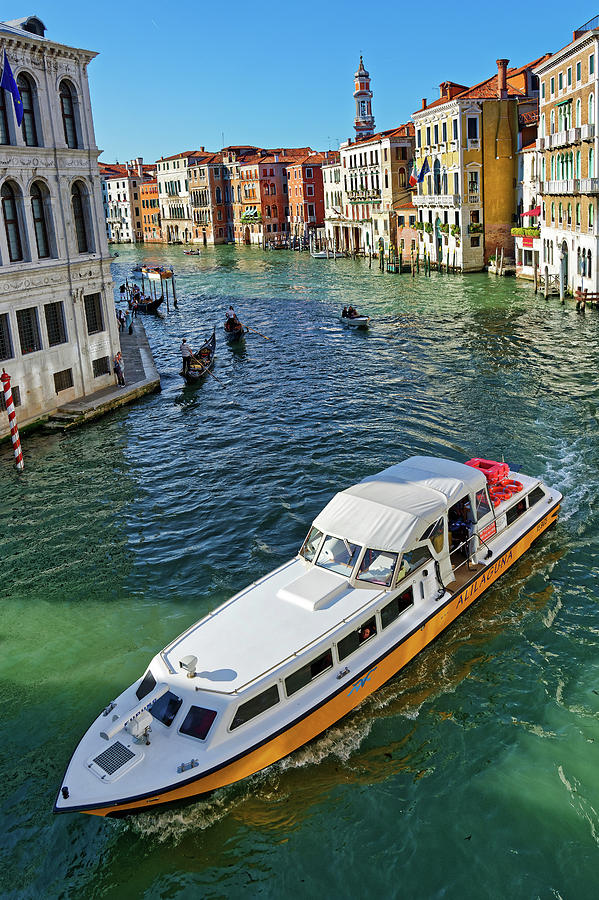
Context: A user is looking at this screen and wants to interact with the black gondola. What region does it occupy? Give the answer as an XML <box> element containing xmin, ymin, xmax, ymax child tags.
<box><xmin>129</xmin><ymin>295</ymin><xmax>165</xmax><ymax>314</ymax></box>
<box><xmin>224</xmin><ymin>320</ymin><xmax>246</xmax><ymax>343</ymax></box>
<box><xmin>180</xmin><ymin>329</ymin><xmax>216</xmax><ymax>384</ymax></box>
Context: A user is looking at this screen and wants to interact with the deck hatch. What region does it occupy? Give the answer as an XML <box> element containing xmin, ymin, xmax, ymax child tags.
<box><xmin>93</xmin><ymin>741</ymin><xmax>135</xmax><ymax>776</ymax></box>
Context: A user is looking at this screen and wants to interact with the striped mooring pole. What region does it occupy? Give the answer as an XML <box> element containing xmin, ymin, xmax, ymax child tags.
<box><xmin>1</xmin><ymin>369</ymin><xmax>24</xmax><ymax>472</ymax></box>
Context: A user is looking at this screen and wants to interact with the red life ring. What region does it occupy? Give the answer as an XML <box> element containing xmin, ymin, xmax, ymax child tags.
<box><xmin>504</xmin><ymin>479</ymin><xmax>523</xmax><ymax>492</ymax></box>
<box><xmin>493</xmin><ymin>488</ymin><xmax>512</xmax><ymax>502</ymax></box>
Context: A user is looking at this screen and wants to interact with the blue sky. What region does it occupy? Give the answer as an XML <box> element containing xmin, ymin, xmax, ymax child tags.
<box><xmin>9</xmin><ymin>1</ymin><xmax>596</xmax><ymax>163</ymax></box>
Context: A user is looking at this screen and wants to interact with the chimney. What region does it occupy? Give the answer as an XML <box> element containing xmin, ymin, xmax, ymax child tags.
<box><xmin>200</xmin><ymin>146</ymin><xmax>204</xmax><ymax>152</ymax></box>
<box><xmin>497</xmin><ymin>59</ymin><xmax>509</xmax><ymax>99</ymax></box>
<box><xmin>421</xmin><ymin>98</ymin><xmax>427</xmax><ymax>110</ymax></box>
<box><xmin>136</xmin><ymin>156</ymin><xmax>143</xmax><ymax>176</ymax></box>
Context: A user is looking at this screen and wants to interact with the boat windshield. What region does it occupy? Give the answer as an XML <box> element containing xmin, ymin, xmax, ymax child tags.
<box><xmin>357</xmin><ymin>549</ymin><xmax>398</xmax><ymax>587</ymax></box>
<box><xmin>299</xmin><ymin>526</ymin><xmax>324</xmax><ymax>562</ymax></box>
<box><xmin>316</xmin><ymin>535</ymin><xmax>361</xmax><ymax>576</ymax></box>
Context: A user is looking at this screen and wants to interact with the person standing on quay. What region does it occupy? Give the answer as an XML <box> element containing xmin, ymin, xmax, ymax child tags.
<box><xmin>113</xmin><ymin>352</ymin><xmax>125</xmax><ymax>386</ymax></box>
<box><xmin>125</xmin><ymin>309</ymin><xmax>133</xmax><ymax>334</ymax></box>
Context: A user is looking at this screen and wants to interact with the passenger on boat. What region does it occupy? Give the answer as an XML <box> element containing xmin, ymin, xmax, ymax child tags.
<box><xmin>347</xmin><ymin>306</ymin><xmax>359</xmax><ymax>319</ymax></box>
<box><xmin>342</xmin><ymin>306</ymin><xmax>348</xmax><ymax>317</ymax></box>
<box><xmin>226</xmin><ymin>305</ymin><xmax>236</xmax><ymax>321</ymax></box>
<box><xmin>180</xmin><ymin>339</ymin><xmax>193</xmax><ymax>374</ymax></box>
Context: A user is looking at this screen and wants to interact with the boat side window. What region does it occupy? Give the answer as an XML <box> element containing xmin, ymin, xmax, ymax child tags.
<box><xmin>380</xmin><ymin>587</ymin><xmax>414</xmax><ymax>629</ymax></box>
<box><xmin>316</xmin><ymin>535</ymin><xmax>361</xmax><ymax>576</ymax></box>
<box><xmin>285</xmin><ymin>649</ymin><xmax>333</xmax><ymax>697</ymax></box>
<box><xmin>180</xmin><ymin>705</ymin><xmax>218</xmax><ymax>740</ymax></box>
<box><xmin>357</xmin><ymin>549</ymin><xmax>398</xmax><ymax>586</ymax></box>
<box><xmin>299</xmin><ymin>525</ymin><xmax>323</xmax><ymax>562</ymax></box>
<box><xmin>506</xmin><ymin>499</ymin><xmax>527</xmax><ymax>526</ymax></box>
<box><xmin>475</xmin><ymin>488</ymin><xmax>492</xmax><ymax>520</ymax></box>
<box><xmin>337</xmin><ymin>616</ymin><xmax>377</xmax><ymax>661</ymax></box>
<box><xmin>135</xmin><ymin>670</ymin><xmax>156</xmax><ymax>700</ymax></box>
<box><xmin>419</xmin><ymin>517</ymin><xmax>445</xmax><ymax>554</ymax></box>
<box><xmin>230</xmin><ymin>685</ymin><xmax>280</xmax><ymax>730</ymax></box>
<box><xmin>150</xmin><ymin>690</ymin><xmax>183</xmax><ymax>727</ymax></box>
<box><xmin>399</xmin><ymin>543</ymin><xmax>432</xmax><ymax>579</ymax></box>
<box><xmin>527</xmin><ymin>486</ymin><xmax>545</xmax><ymax>508</ymax></box>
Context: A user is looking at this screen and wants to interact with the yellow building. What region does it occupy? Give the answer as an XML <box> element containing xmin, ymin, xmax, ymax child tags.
<box><xmin>412</xmin><ymin>58</ymin><xmax>549</xmax><ymax>271</ymax></box>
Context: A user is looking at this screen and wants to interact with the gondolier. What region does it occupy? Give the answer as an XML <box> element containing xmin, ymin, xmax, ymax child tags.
<box><xmin>180</xmin><ymin>339</ymin><xmax>193</xmax><ymax>374</ymax></box>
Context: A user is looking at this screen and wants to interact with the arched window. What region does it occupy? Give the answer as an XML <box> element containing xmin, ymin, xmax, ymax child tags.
<box><xmin>550</xmin><ymin>110</ymin><xmax>555</xmax><ymax>133</ymax></box>
<box><xmin>576</xmin><ymin>202</ymin><xmax>581</xmax><ymax>226</ymax></box>
<box><xmin>551</xmin><ymin>202</ymin><xmax>555</xmax><ymax>223</ymax></box>
<box><xmin>578</xmin><ymin>247</ymin><xmax>582</xmax><ymax>273</ymax></box>
<box><xmin>558</xmin><ymin>202</ymin><xmax>563</xmax><ymax>224</ymax></box>
<box><xmin>588</xmin><ymin>251</ymin><xmax>592</xmax><ymax>276</ymax></box>
<box><xmin>541</xmin><ymin>113</ymin><xmax>546</xmax><ymax>136</ymax></box>
<box><xmin>567</xmin><ymin>203</ymin><xmax>572</xmax><ymax>225</ymax></box>
<box><xmin>442</xmin><ymin>172</ymin><xmax>447</xmax><ymax>194</ymax></box>
<box><xmin>551</xmin><ymin>156</ymin><xmax>555</xmax><ymax>180</ymax></box>
<box><xmin>542</xmin><ymin>157</ymin><xmax>546</xmax><ymax>182</ymax></box>
<box><xmin>589</xmin><ymin>203</ymin><xmax>595</xmax><ymax>229</ymax></box>
<box><xmin>576</xmin><ymin>151</ymin><xmax>581</xmax><ymax>179</ymax></box>
<box><xmin>2</xmin><ymin>181</ymin><xmax>24</xmax><ymax>261</ymax></box>
<box><xmin>30</xmin><ymin>182</ymin><xmax>51</xmax><ymax>258</ymax></box>
<box><xmin>16</xmin><ymin>73</ymin><xmax>39</xmax><ymax>147</ymax></box>
<box><xmin>589</xmin><ymin>93</ymin><xmax>595</xmax><ymax>125</ymax></box>
<box><xmin>433</xmin><ymin>160</ymin><xmax>441</xmax><ymax>194</ymax></box>
<box><xmin>589</xmin><ymin>147</ymin><xmax>595</xmax><ymax>177</ymax></box>
<box><xmin>0</xmin><ymin>87</ymin><xmax>10</xmax><ymax>145</ymax></box>
<box><xmin>577</xmin><ymin>98</ymin><xmax>582</xmax><ymax>127</ymax></box>
<box><xmin>384</xmin><ymin>169</ymin><xmax>389</xmax><ymax>189</ymax></box>
<box><xmin>59</xmin><ymin>81</ymin><xmax>78</xmax><ymax>148</ymax></box>
<box><xmin>215</xmin><ymin>186</ymin><xmax>221</xmax><ymax>203</ymax></box>
<box><xmin>71</xmin><ymin>181</ymin><xmax>89</xmax><ymax>252</ymax></box>
<box><xmin>399</xmin><ymin>168</ymin><xmax>406</xmax><ymax>187</ymax></box>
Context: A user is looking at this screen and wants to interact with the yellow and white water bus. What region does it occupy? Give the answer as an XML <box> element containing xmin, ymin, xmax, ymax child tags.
<box><xmin>55</xmin><ymin>456</ymin><xmax>561</xmax><ymax>816</ymax></box>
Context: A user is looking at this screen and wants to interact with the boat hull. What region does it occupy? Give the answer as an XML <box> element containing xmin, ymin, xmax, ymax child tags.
<box><xmin>65</xmin><ymin>497</ymin><xmax>560</xmax><ymax>817</ymax></box>
<box><xmin>341</xmin><ymin>315</ymin><xmax>370</xmax><ymax>329</ymax></box>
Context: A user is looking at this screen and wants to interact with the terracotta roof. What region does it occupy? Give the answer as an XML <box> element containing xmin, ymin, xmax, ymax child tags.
<box><xmin>415</xmin><ymin>56</ymin><xmax>550</xmax><ymax>114</ymax></box>
<box><xmin>157</xmin><ymin>150</ymin><xmax>203</xmax><ymax>162</ymax></box>
<box><xmin>520</xmin><ymin>141</ymin><xmax>537</xmax><ymax>151</ymax></box>
<box><xmin>395</xmin><ymin>200</ymin><xmax>416</xmax><ymax>211</ymax></box>
<box><xmin>347</xmin><ymin>123</ymin><xmax>414</xmax><ymax>147</ymax></box>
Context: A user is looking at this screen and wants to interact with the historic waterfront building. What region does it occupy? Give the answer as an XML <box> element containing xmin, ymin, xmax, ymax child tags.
<box><xmin>411</xmin><ymin>57</ymin><xmax>549</xmax><ymax>272</ymax></box>
<box><xmin>286</xmin><ymin>151</ymin><xmax>332</xmax><ymax>242</ymax></box>
<box><xmin>140</xmin><ymin>177</ymin><xmax>161</xmax><ymax>242</ymax></box>
<box><xmin>324</xmin><ymin>125</ymin><xmax>414</xmax><ymax>254</ymax></box>
<box><xmin>100</xmin><ymin>158</ymin><xmax>154</xmax><ymax>243</ymax></box>
<box><xmin>156</xmin><ymin>150</ymin><xmax>206</xmax><ymax>243</ymax></box>
<box><xmin>513</xmin><ymin>141</ymin><xmax>541</xmax><ymax>279</ymax></box>
<box><xmin>0</xmin><ymin>16</ymin><xmax>120</xmax><ymax>437</ymax></box>
<box><xmin>536</xmin><ymin>19</ymin><xmax>599</xmax><ymax>294</ymax></box>
<box><xmin>188</xmin><ymin>152</ymin><xmax>228</xmax><ymax>245</ymax></box>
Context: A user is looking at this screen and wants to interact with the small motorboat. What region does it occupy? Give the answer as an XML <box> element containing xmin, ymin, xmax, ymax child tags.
<box><xmin>224</xmin><ymin>320</ymin><xmax>246</xmax><ymax>344</ymax></box>
<box><xmin>310</xmin><ymin>248</ymin><xmax>344</xmax><ymax>259</ymax></box>
<box><xmin>55</xmin><ymin>455</ymin><xmax>560</xmax><ymax>817</ymax></box>
<box><xmin>180</xmin><ymin>329</ymin><xmax>216</xmax><ymax>384</ymax></box>
<box><xmin>183</xmin><ymin>249</ymin><xmax>201</xmax><ymax>256</ymax></box>
<box><xmin>341</xmin><ymin>311</ymin><xmax>370</xmax><ymax>329</ymax></box>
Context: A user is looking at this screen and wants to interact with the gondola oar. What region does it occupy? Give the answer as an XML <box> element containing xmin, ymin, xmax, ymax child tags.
<box><xmin>238</xmin><ymin>322</ymin><xmax>273</xmax><ymax>341</ymax></box>
<box><xmin>190</xmin><ymin>354</ymin><xmax>226</xmax><ymax>387</ymax></box>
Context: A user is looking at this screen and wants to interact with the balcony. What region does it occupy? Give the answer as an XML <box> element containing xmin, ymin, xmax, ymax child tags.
<box><xmin>347</xmin><ymin>188</ymin><xmax>381</xmax><ymax>200</ymax></box>
<box><xmin>543</xmin><ymin>179</ymin><xmax>579</xmax><ymax>194</ymax></box>
<box><xmin>536</xmin><ymin>136</ymin><xmax>545</xmax><ymax>151</ymax></box>
<box><xmin>567</xmin><ymin>127</ymin><xmax>581</xmax><ymax>143</ymax></box>
<box><xmin>581</xmin><ymin>123</ymin><xmax>595</xmax><ymax>141</ymax></box>
<box><xmin>468</xmin><ymin>193</ymin><xmax>480</xmax><ymax>204</ymax></box>
<box><xmin>548</xmin><ymin>130</ymin><xmax>568</xmax><ymax>148</ymax></box>
<box><xmin>468</xmin><ymin>224</ymin><xmax>484</xmax><ymax>234</ymax></box>
<box><xmin>579</xmin><ymin>178</ymin><xmax>599</xmax><ymax>193</ymax></box>
<box><xmin>412</xmin><ymin>193</ymin><xmax>460</xmax><ymax>207</ymax></box>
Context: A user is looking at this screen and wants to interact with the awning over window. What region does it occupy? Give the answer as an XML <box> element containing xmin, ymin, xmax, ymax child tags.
<box><xmin>556</xmin><ymin>98</ymin><xmax>572</xmax><ymax>106</ymax></box>
<box><xmin>522</xmin><ymin>206</ymin><xmax>541</xmax><ymax>217</ymax></box>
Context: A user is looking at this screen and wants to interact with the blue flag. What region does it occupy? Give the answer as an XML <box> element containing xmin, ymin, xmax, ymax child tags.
<box><xmin>417</xmin><ymin>157</ymin><xmax>430</xmax><ymax>183</ymax></box>
<box><xmin>1</xmin><ymin>51</ymin><xmax>23</xmax><ymax>126</ymax></box>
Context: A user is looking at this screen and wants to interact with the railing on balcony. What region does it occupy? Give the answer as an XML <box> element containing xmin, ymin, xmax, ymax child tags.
<box><xmin>536</xmin><ymin>136</ymin><xmax>545</xmax><ymax>151</ymax></box>
<box><xmin>542</xmin><ymin>179</ymin><xmax>579</xmax><ymax>194</ymax></box>
<box><xmin>567</xmin><ymin>127</ymin><xmax>581</xmax><ymax>143</ymax></box>
<box><xmin>412</xmin><ymin>193</ymin><xmax>460</xmax><ymax>207</ymax></box>
<box><xmin>580</xmin><ymin>123</ymin><xmax>595</xmax><ymax>141</ymax></box>
<box><xmin>549</xmin><ymin>130</ymin><xmax>568</xmax><ymax>148</ymax></box>
<box><xmin>468</xmin><ymin>193</ymin><xmax>480</xmax><ymax>204</ymax></box>
<box><xmin>579</xmin><ymin>177</ymin><xmax>599</xmax><ymax>193</ymax></box>
<box><xmin>347</xmin><ymin>188</ymin><xmax>381</xmax><ymax>200</ymax></box>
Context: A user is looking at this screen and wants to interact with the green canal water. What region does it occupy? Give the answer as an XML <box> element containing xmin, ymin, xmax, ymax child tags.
<box><xmin>2</xmin><ymin>245</ymin><xmax>599</xmax><ymax>898</ymax></box>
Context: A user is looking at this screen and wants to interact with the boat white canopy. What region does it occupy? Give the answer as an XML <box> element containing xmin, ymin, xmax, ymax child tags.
<box><xmin>312</xmin><ymin>456</ymin><xmax>487</xmax><ymax>553</ymax></box>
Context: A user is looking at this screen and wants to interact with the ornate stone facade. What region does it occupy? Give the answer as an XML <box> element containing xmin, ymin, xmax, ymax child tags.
<box><xmin>0</xmin><ymin>16</ymin><xmax>120</xmax><ymax>436</ymax></box>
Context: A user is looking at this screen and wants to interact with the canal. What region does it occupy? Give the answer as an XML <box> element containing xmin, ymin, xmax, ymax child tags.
<box><xmin>2</xmin><ymin>244</ymin><xmax>598</xmax><ymax>897</ymax></box>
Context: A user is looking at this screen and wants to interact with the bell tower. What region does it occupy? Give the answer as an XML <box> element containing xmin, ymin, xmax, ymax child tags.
<box><xmin>354</xmin><ymin>56</ymin><xmax>375</xmax><ymax>139</ymax></box>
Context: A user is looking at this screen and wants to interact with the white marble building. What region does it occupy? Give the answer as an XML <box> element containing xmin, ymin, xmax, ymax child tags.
<box><xmin>156</xmin><ymin>151</ymin><xmax>200</xmax><ymax>243</ymax></box>
<box><xmin>0</xmin><ymin>15</ymin><xmax>120</xmax><ymax>437</ymax></box>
